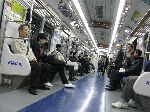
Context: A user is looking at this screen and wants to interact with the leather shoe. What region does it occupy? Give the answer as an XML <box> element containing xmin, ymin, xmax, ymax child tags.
<box><xmin>106</xmin><ymin>84</ymin><xmax>111</xmax><ymax>87</ymax></box>
<box><xmin>69</xmin><ymin>77</ymin><xmax>78</xmax><ymax>81</ymax></box>
<box><xmin>105</xmin><ymin>86</ymin><xmax>117</xmax><ymax>91</ymax></box>
<box><xmin>28</xmin><ymin>87</ymin><xmax>37</xmax><ymax>95</ymax></box>
<box><xmin>37</xmin><ymin>85</ymin><xmax>50</xmax><ymax>90</ymax></box>
<box><xmin>105</xmin><ymin>85</ymin><xmax>121</xmax><ymax>91</ymax></box>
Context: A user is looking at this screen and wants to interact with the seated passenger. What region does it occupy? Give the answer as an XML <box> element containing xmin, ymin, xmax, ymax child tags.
<box><xmin>11</xmin><ymin>24</ymin><xmax>50</xmax><ymax>95</ymax></box>
<box><xmin>69</xmin><ymin>52</ymin><xmax>78</xmax><ymax>62</ymax></box>
<box><xmin>31</xmin><ymin>33</ymin><xmax>54</xmax><ymax>87</ymax></box>
<box><xmin>51</xmin><ymin>44</ymin><xmax>77</xmax><ymax>81</ymax></box>
<box><xmin>112</xmin><ymin>60</ymin><xmax>150</xmax><ymax>109</ymax></box>
<box><xmin>32</xmin><ymin>34</ymin><xmax>76</xmax><ymax>86</ymax></box>
<box><xmin>112</xmin><ymin>76</ymin><xmax>138</xmax><ymax>109</ymax></box>
<box><xmin>81</xmin><ymin>51</ymin><xmax>91</xmax><ymax>74</ymax></box>
<box><xmin>106</xmin><ymin>49</ymin><xmax>143</xmax><ymax>91</ymax></box>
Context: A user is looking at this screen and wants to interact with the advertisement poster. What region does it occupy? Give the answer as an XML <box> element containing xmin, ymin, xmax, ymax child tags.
<box><xmin>5</xmin><ymin>0</ymin><xmax>26</xmax><ymax>22</ymax></box>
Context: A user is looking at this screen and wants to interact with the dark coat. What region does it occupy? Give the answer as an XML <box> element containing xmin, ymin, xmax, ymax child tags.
<box><xmin>144</xmin><ymin>60</ymin><xmax>150</xmax><ymax>72</ymax></box>
<box><xmin>32</xmin><ymin>43</ymin><xmax>48</xmax><ymax>62</ymax></box>
<box><xmin>32</xmin><ymin>42</ymin><xmax>56</xmax><ymax>64</ymax></box>
<box><xmin>115</xmin><ymin>49</ymin><xmax>124</xmax><ymax>69</ymax></box>
<box><xmin>126</xmin><ymin>57</ymin><xmax>143</xmax><ymax>76</ymax></box>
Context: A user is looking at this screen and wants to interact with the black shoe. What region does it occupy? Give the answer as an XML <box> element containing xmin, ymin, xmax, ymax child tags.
<box><xmin>107</xmin><ymin>75</ymin><xmax>110</xmax><ymax>78</ymax></box>
<box><xmin>37</xmin><ymin>85</ymin><xmax>50</xmax><ymax>90</ymax></box>
<box><xmin>80</xmin><ymin>74</ymin><xmax>85</xmax><ymax>77</ymax></box>
<box><xmin>69</xmin><ymin>77</ymin><xmax>78</xmax><ymax>81</ymax></box>
<box><xmin>77</xmin><ymin>73</ymin><xmax>80</xmax><ymax>76</ymax></box>
<box><xmin>106</xmin><ymin>84</ymin><xmax>111</xmax><ymax>87</ymax></box>
<box><xmin>28</xmin><ymin>87</ymin><xmax>37</xmax><ymax>95</ymax></box>
<box><xmin>105</xmin><ymin>85</ymin><xmax>121</xmax><ymax>91</ymax></box>
<box><xmin>105</xmin><ymin>86</ymin><xmax>117</xmax><ymax>91</ymax></box>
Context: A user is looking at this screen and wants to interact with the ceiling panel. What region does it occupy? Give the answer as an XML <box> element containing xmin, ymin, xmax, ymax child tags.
<box><xmin>79</xmin><ymin>0</ymin><xmax>120</xmax><ymax>47</ymax></box>
<box><xmin>41</xmin><ymin>0</ymin><xmax>120</xmax><ymax>49</ymax></box>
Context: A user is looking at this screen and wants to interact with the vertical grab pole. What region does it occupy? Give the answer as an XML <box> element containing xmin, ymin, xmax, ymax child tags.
<box><xmin>125</xmin><ymin>36</ymin><xmax>129</xmax><ymax>55</ymax></box>
<box><xmin>0</xmin><ymin>0</ymin><xmax>8</xmax><ymax>63</ymax></box>
<box><xmin>39</xmin><ymin>17</ymin><xmax>45</xmax><ymax>33</ymax></box>
<box><xmin>27</xmin><ymin>0</ymin><xmax>35</xmax><ymax>54</ymax></box>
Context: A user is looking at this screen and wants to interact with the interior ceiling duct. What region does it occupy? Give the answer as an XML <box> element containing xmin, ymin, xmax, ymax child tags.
<box><xmin>58</xmin><ymin>1</ymin><xmax>72</xmax><ymax>18</ymax></box>
<box><xmin>95</xmin><ymin>6</ymin><xmax>103</xmax><ymax>19</ymax></box>
<box><xmin>88</xmin><ymin>21</ymin><xmax>110</xmax><ymax>29</ymax></box>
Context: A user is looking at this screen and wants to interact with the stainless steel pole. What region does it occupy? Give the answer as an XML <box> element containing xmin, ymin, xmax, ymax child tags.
<box><xmin>27</xmin><ymin>0</ymin><xmax>35</xmax><ymax>55</ymax></box>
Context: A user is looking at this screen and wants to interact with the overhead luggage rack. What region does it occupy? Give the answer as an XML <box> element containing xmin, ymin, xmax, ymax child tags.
<box><xmin>18</xmin><ymin>0</ymin><xmax>68</xmax><ymax>29</ymax></box>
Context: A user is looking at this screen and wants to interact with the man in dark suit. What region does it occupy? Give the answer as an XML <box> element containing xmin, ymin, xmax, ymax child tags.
<box><xmin>114</xmin><ymin>44</ymin><xmax>124</xmax><ymax>70</ymax></box>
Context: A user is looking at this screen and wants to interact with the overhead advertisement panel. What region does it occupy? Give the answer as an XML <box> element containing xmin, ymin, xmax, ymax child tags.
<box><xmin>5</xmin><ymin>0</ymin><xmax>26</xmax><ymax>21</ymax></box>
<box><xmin>3</xmin><ymin>0</ymin><xmax>27</xmax><ymax>37</ymax></box>
<box><xmin>11</xmin><ymin>0</ymin><xmax>26</xmax><ymax>21</ymax></box>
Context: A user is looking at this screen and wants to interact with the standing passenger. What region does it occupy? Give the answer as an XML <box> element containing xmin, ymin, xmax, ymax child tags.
<box><xmin>124</xmin><ymin>43</ymin><xmax>134</xmax><ymax>69</ymax></box>
<box><xmin>114</xmin><ymin>44</ymin><xmax>124</xmax><ymax>70</ymax></box>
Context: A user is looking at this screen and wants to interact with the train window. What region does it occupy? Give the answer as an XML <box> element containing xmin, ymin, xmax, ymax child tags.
<box><xmin>25</xmin><ymin>8</ymin><xmax>54</xmax><ymax>51</ymax></box>
<box><xmin>132</xmin><ymin>38</ymin><xmax>137</xmax><ymax>50</ymax></box>
<box><xmin>26</xmin><ymin>9</ymin><xmax>41</xmax><ymax>42</ymax></box>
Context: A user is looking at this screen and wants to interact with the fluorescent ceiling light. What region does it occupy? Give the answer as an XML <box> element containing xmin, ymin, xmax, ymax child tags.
<box><xmin>125</xmin><ymin>7</ymin><xmax>129</xmax><ymax>10</ymax></box>
<box><xmin>108</xmin><ymin>0</ymin><xmax>126</xmax><ymax>53</ymax></box>
<box><xmin>72</xmin><ymin>0</ymin><xmax>98</xmax><ymax>51</ymax></box>
<box><xmin>124</xmin><ymin>10</ymin><xmax>128</xmax><ymax>13</ymax></box>
<box><xmin>99</xmin><ymin>48</ymin><xmax>108</xmax><ymax>53</ymax></box>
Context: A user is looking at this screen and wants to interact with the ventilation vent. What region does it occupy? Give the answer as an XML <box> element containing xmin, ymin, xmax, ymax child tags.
<box><xmin>99</xmin><ymin>31</ymin><xmax>104</xmax><ymax>36</ymax></box>
<box><xmin>95</xmin><ymin>6</ymin><xmax>103</xmax><ymax>19</ymax></box>
<box><xmin>100</xmin><ymin>37</ymin><xmax>104</xmax><ymax>40</ymax></box>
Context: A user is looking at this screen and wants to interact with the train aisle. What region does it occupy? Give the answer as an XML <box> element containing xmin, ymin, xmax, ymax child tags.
<box><xmin>19</xmin><ymin>73</ymin><xmax>105</xmax><ymax>112</ymax></box>
<box><xmin>0</xmin><ymin>72</ymin><xmax>143</xmax><ymax>112</ymax></box>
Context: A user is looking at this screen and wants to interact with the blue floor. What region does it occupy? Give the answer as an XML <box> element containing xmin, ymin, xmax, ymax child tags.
<box><xmin>19</xmin><ymin>73</ymin><xmax>106</xmax><ymax>112</ymax></box>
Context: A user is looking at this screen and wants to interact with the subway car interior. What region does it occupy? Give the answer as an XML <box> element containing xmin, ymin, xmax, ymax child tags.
<box><xmin>0</xmin><ymin>0</ymin><xmax>150</xmax><ymax>112</ymax></box>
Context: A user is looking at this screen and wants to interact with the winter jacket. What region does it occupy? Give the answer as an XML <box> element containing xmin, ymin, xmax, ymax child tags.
<box><xmin>126</xmin><ymin>57</ymin><xmax>143</xmax><ymax>76</ymax></box>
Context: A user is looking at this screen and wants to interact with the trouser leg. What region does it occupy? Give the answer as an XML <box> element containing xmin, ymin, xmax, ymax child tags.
<box><xmin>90</xmin><ymin>63</ymin><xmax>95</xmax><ymax>70</ymax></box>
<box><xmin>40</xmin><ymin>63</ymin><xmax>53</xmax><ymax>83</ymax></box>
<box><xmin>102</xmin><ymin>66</ymin><xmax>105</xmax><ymax>75</ymax></box>
<box><xmin>66</xmin><ymin>65</ymin><xmax>75</xmax><ymax>78</ymax></box>
<box><xmin>57</xmin><ymin>65</ymin><xmax>68</xmax><ymax>84</ymax></box>
<box><xmin>107</xmin><ymin>67</ymin><xmax>111</xmax><ymax>78</ymax></box>
<box><xmin>110</xmin><ymin>70</ymin><xmax>129</xmax><ymax>87</ymax></box>
<box><xmin>83</xmin><ymin>64</ymin><xmax>90</xmax><ymax>74</ymax></box>
<box><xmin>121</xmin><ymin>77</ymin><xmax>138</xmax><ymax>102</ymax></box>
<box><xmin>29</xmin><ymin>62</ymin><xmax>42</xmax><ymax>88</ymax></box>
<box><xmin>49</xmin><ymin>65</ymin><xmax>57</xmax><ymax>81</ymax></box>
<box><xmin>78</xmin><ymin>64</ymin><xmax>83</xmax><ymax>75</ymax></box>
